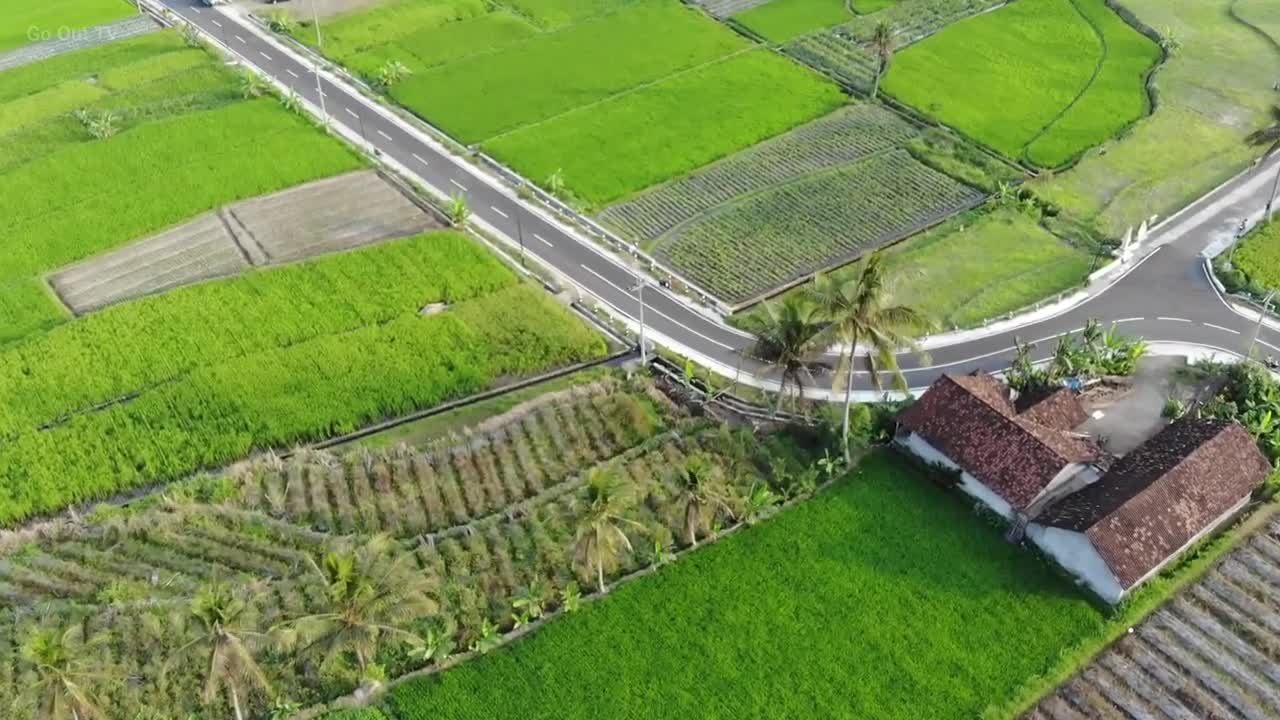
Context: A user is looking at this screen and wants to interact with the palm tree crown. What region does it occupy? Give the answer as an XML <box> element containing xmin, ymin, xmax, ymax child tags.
<box><xmin>869</xmin><ymin>21</ymin><xmax>896</xmax><ymax>99</ymax></box>
<box><xmin>573</xmin><ymin>467</ymin><xmax>641</xmax><ymax>594</ymax></box>
<box><xmin>22</xmin><ymin>622</ymin><xmax>113</xmax><ymax>720</ymax></box>
<box><xmin>172</xmin><ymin>582</ymin><xmax>271</xmax><ymax>720</ymax></box>
<box><xmin>675</xmin><ymin>454</ymin><xmax>735</xmax><ymax>547</ymax></box>
<box><xmin>748</xmin><ymin>294</ymin><xmax>825</xmax><ymax>414</ymax></box>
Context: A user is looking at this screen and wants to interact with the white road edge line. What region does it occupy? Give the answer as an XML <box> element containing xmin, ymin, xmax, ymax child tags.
<box><xmin>411</xmin><ymin>153</ymin><xmax>428</xmax><ymax>166</ymax></box>
<box><xmin>532</xmin><ymin>233</ymin><xmax>553</xmax><ymax>248</ymax></box>
<box><xmin>491</xmin><ymin>206</ymin><xmax>509</xmax><ymax>219</ymax></box>
<box><xmin>1156</xmin><ymin>316</ymin><xmax>1192</xmax><ymax>323</ymax></box>
<box><xmin>579</xmin><ymin>265</ymin><xmax>734</xmax><ymax>351</ymax></box>
<box><xmin>377</xmin><ymin>129</ymin><xmax>393</xmax><ymax>140</ymax></box>
<box><xmin>449</xmin><ymin>179</ymin><xmax>468</xmax><ymax>192</ymax></box>
<box><xmin>1204</xmin><ymin>323</ymin><xmax>1242</xmax><ymax>335</ymax></box>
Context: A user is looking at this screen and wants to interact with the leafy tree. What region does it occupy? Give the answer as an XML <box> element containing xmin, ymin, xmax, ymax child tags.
<box><xmin>573</xmin><ymin>468</ymin><xmax>641</xmax><ymax>594</ymax></box>
<box><xmin>673</xmin><ymin>454</ymin><xmax>734</xmax><ymax>547</ymax></box>
<box><xmin>810</xmin><ymin>252</ymin><xmax>932</xmax><ymax>461</ymax></box>
<box><xmin>21</xmin><ymin>622</ymin><xmax>114</xmax><ymax>720</ymax></box>
<box><xmin>747</xmin><ymin>295</ymin><xmax>824</xmax><ymax>415</ymax></box>
<box><xmin>869</xmin><ymin>21</ymin><xmax>896</xmax><ymax>99</ymax></box>
<box><xmin>275</xmin><ymin>536</ymin><xmax>436</xmax><ymax>675</ymax></box>
<box><xmin>1247</xmin><ymin>106</ymin><xmax>1280</xmax><ymax>219</ymax></box>
<box><xmin>169</xmin><ymin>583</ymin><xmax>271</xmax><ymax>720</ymax></box>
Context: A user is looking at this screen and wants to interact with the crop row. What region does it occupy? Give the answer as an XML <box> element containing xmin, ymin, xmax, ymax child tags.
<box><xmin>237</xmin><ymin>386</ymin><xmax>661</xmax><ymax>536</ymax></box>
<box><xmin>1026</xmin><ymin>518</ymin><xmax>1280</xmax><ymax>720</ymax></box>
<box><xmin>656</xmin><ymin>148</ymin><xmax>984</xmax><ymax>303</ymax></box>
<box><xmin>599</xmin><ymin>103</ymin><xmax>917</xmax><ymax>243</ymax></box>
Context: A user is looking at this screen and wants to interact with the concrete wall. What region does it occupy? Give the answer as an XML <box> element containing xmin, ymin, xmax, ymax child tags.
<box><xmin>896</xmin><ymin>432</ymin><xmax>1014</xmax><ymax>520</ymax></box>
<box><xmin>1025</xmin><ymin>524</ymin><xmax>1126</xmax><ymax>604</ymax></box>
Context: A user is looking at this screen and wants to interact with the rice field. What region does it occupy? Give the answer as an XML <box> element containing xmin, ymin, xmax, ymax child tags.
<box><xmin>387</xmin><ymin>452</ymin><xmax>1110</xmax><ymax>720</ymax></box>
<box><xmin>1</xmin><ymin>0</ymin><xmax>133</xmax><ymax>54</ymax></box>
<box><xmin>881</xmin><ymin>0</ymin><xmax>1161</xmax><ymax>167</ymax></box>
<box><xmin>0</xmin><ymin>230</ymin><xmax>607</xmax><ymax>526</ymax></box>
<box><xmin>0</xmin><ymin>31</ymin><xmax>361</xmax><ymax>343</ymax></box>
<box><xmin>299</xmin><ymin>0</ymin><xmax>842</xmax><ymax>205</ymax></box>
<box><xmin>733</xmin><ymin>0</ymin><xmax>852</xmax><ymax>43</ymax></box>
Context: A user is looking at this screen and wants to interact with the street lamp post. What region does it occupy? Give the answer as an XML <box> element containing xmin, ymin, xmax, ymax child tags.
<box><xmin>309</xmin><ymin>1</ymin><xmax>329</xmax><ymax>124</ymax></box>
<box><xmin>630</xmin><ymin>280</ymin><xmax>647</xmax><ymax>365</ymax></box>
<box><xmin>1248</xmin><ymin>289</ymin><xmax>1276</xmax><ymax>362</ymax></box>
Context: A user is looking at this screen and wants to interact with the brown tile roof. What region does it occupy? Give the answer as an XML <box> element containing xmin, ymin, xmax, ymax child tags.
<box><xmin>1017</xmin><ymin>388</ymin><xmax>1088</xmax><ymax>431</ymax></box>
<box><xmin>1037</xmin><ymin>418</ymin><xmax>1268</xmax><ymax>589</ymax></box>
<box><xmin>897</xmin><ymin>374</ymin><xmax>1100</xmax><ymax>510</ymax></box>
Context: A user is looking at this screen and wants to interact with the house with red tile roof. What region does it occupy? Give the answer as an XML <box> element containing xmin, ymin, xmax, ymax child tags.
<box><xmin>895</xmin><ymin>373</ymin><xmax>1103</xmax><ymax>520</ymax></box>
<box><xmin>1027</xmin><ymin>418</ymin><xmax>1268</xmax><ymax>603</ymax></box>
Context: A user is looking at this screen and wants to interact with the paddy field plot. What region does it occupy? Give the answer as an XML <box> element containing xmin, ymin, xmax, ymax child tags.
<box><xmin>305</xmin><ymin>0</ymin><xmax>843</xmax><ymax>206</ymax></box>
<box><xmin>0</xmin><ymin>230</ymin><xmax>607</xmax><ymax>526</ymax></box>
<box><xmin>0</xmin><ymin>31</ymin><xmax>361</xmax><ymax>343</ymax></box>
<box><xmin>601</xmin><ymin>104</ymin><xmax>990</xmax><ymax>306</ymax></box>
<box><xmin>387</xmin><ymin>452</ymin><xmax>1109</xmax><ymax>720</ymax></box>
<box><xmin>1235</xmin><ymin>0</ymin><xmax>1280</xmax><ymax>47</ymax></box>
<box><xmin>49</xmin><ymin>171</ymin><xmax>442</xmax><ymax>314</ymax></box>
<box><xmin>1</xmin><ymin>0</ymin><xmax>133</xmax><ymax>54</ymax></box>
<box><xmin>882</xmin><ymin>0</ymin><xmax>1161</xmax><ymax>168</ymax></box>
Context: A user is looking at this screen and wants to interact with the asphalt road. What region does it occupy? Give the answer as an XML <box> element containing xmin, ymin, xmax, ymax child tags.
<box><xmin>157</xmin><ymin>0</ymin><xmax>1280</xmax><ymax>391</ymax></box>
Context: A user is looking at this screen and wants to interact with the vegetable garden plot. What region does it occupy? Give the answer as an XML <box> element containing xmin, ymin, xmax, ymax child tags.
<box><xmin>1024</xmin><ymin>517</ymin><xmax>1280</xmax><ymax>720</ymax></box>
<box><xmin>652</xmin><ymin>148</ymin><xmax>984</xmax><ymax>305</ymax></box>
<box><xmin>0</xmin><ymin>378</ymin><xmax>769</xmax><ymax>720</ymax></box>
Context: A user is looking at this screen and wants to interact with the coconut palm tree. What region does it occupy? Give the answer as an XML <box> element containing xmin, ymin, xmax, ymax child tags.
<box><xmin>573</xmin><ymin>467</ymin><xmax>641</xmax><ymax>594</ymax></box>
<box><xmin>810</xmin><ymin>252</ymin><xmax>932</xmax><ymax>461</ymax></box>
<box><xmin>869</xmin><ymin>21</ymin><xmax>896</xmax><ymax>99</ymax></box>
<box><xmin>275</xmin><ymin>535</ymin><xmax>436</xmax><ymax>675</ymax></box>
<box><xmin>747</xmin><ymin>294</ymin><xmax>824</xmax><ymax>415</ymax></box>
<box><xmin>674</xmin><ymin>454</ymin><xmax>734</xmax><ymax>547</ymax></box>
<box><xmin>170</xmin><ymin>583</ymin><xmax>271</xmax><ymax>720</ymax></box>
<box><xmin>1247</xmin><ymin>105</ymin><xmax>1280</xmax><ymax>220</ymax></box>
<box><xmin>21</xmin><ymin>622</ymin><xmax>114</xmax><ymax>720</ymax></box>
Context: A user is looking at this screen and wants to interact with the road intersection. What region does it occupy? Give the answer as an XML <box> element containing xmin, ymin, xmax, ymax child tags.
<box><xmin>158</xmin><ymin>0</ymin><xmax>1280</xmax><ymax>395</ymax></box>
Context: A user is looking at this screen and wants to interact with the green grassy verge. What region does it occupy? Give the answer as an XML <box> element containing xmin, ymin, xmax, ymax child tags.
<box><xmin>387</xmin><ymin>452</ymin><xmax>1108</xmax><ymax>720</ymax></box>
<box><xmin>733</xmin><ymin>0</ymin><xmax>852</xmax><ymax>43</ymax></box>
<box><xmin>1</xmin><ymin>0</ymin><xmax>132</xmax><ymax>54</ymax></box>
<box><xmin>0</xmin><ymin>32</ymin><xmax>361</xmax><ymax>343</ymax></box>
<box><xmin>0</xmin><ymin>232</ymin><xmax>608</xmax><ymax>526</ymax></box>
<box><xmin>883</xmin><ymin>0</ymin><xmax>1157</xmax><ymax>168</ymax></box>
<box><xmin>852</xmin><ymin>0</ymin><xmax>898</xmax><ymax>11</ymax></box>
<box><xmin>1224</xmin><ymin>219</ymin><xmax>1280</xmax><ymax>292</ymax></box>
<box><xmin>1036</xmin><ymin>0</ymin><xmax>1279</xmax><ymax>236</ymax></box>
<box><xmin>484</xmin><ymin>49</ymin><xmax>844</xmax><ymax>208</ymax></box>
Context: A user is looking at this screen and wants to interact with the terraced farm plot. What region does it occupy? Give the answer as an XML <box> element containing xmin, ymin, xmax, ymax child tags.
<box><xmin>881</xmin><ymin>0</ymin><xmax>1161</xmax><ymax>167</ymax></box>
<box><xmin>0</xmin><ymin>31</ymin><xmax>362</xmax><ymax>343</ymax></box>
<box><xmin>50</xmin><ymin>170</ymin><xmax>441</xmax><ymax>313</ymax></box>
<box><xmin>782</xmin><ymin>0</ymin><xmax>1004</xmax><ymax>92</ymax></box>
<box><xmin>602</xmin><ymin>104</ymin><xmax>988</xmax><ymax>305</ymax></box>
<box><xmin>304</xmin><ymin>0</ymin><xmax>841</xmax><ymax>204</ymax></box>
<box><xmin>1024</xmin><ymin>513</ymin><xmax>1280</xmax><ymax>720</ymax></box>
<box><xmin>1</xmin><ymin>0</ymin><xmax>133</xmax><ymax>54</ymax></box>
<box><xmin>0</xmin><ymin>378</ymin><xmax>764</xmax><ymax>719</ymax></box>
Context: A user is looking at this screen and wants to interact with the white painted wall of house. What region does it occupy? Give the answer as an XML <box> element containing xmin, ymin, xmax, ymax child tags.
<box><xmin>1025</xmin><ymin>524</ymin><xmax>1125</xmax><ymax>604</ymax></box>
<box><xmin>896</xmin><ymin>432</ymin><xmax>1014</xmax><ymax>520</ymax></box>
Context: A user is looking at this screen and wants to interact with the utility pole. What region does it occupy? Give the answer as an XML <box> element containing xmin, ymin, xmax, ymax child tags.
<box><xmin>1248</xmin><ymin>289</ymin><xmax>1276</xmax><ymax>362</ymax></box>
<box><xmin>311</xmin><ymin>0</ymin><xmax>328</xmax><ymax>124</ymax></box>
<box><xmin>631</xmin><ymin>279</ymin><xmax>647</xmax><ymax>365</ymax></box>
<box><xmin>515</xmin><ymin>211</ymin><xmax>526</xmax><ymax>267</ymax></box>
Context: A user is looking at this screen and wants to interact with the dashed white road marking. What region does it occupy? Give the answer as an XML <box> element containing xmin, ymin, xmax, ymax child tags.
<box><xmin>1157</xmin><ymin>316</ymin><xmax>1192</xmax><ymax>323</ymax></box>
<box><xmin>285</xmin><ymin>68</ymin><xmax>299</xmax><ymax>78</ymax></box>
<box><xmin>1114</xmin><ymin>317</ymin><xmax>1144</xmax><ymax>323</ymax></box>
<box><xmin>259</xmin><ymin>51</ymin><xmax>273</xmax><ymax>61</ymax></box>
<box><xmin>532</xmin><ymin>233</ymin><xmax>553</xmax><ymax>248</ymax></box>
<box><xmin>234</xmin><ymin>35</ymin><xmax>245</xmax><ymax>44</ymax></box>
<box><xmin>211</xmin><ymin>19</ymin><xmax>222</xmax><ymax>27</ymax></box>
<box><xmin>377</xmin><ymin>129</ymin><xmax>393</xmax><ymax>141</ymax></box>
<box><xmin>1204</xmin><ymin>323</ymin><xmax>1241</xmax><ymax>335</ymax></box>
<box><xmin>344</xmin><ymin>107</ymin><xmax>359</xmax><ymax>119</ymax></box>
<box><xmin>449</xmin><ymin>179</ymin><xmax>468</xmax><ymax>192</ymax></box>
<box><xmin>578</xmin><ymin>265</ymin><xmax>734</xmax><ymax>350</ymax></box>
<box><xmin>490</xmin><ymin>206</ymin><xmax>509</xmax><ymax>219</ymax></box>
<box><xmin>411</xmin><ymin>153</ymin><xmax>428</xmax><ymax>166</ymax></box>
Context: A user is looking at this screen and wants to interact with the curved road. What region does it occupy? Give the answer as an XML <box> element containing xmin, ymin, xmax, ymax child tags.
<box><xmin>160</xmin><ymin>0</ymin><xmax>1280</xmax><ymax>392</ymax></box>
